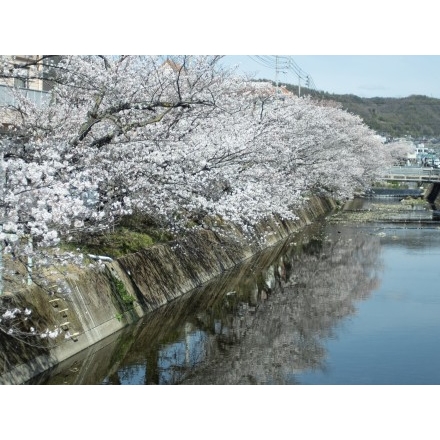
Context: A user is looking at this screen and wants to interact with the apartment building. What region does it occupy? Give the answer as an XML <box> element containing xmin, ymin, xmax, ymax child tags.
<box><xmin>0</xmin><ymin>55</ymin><xmax>58</xmax><ymax>132</ymax></box>
<box><xmin>0</xmin><ymin>55</ymin><xmax>57</xmax><ymax>90</ymax></box>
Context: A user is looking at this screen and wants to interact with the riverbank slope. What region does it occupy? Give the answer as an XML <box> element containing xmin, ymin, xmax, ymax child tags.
<box><xmin>0</xmin><ymin>196</ymin><xmax>336</xmax><ymax>385</ymax></box>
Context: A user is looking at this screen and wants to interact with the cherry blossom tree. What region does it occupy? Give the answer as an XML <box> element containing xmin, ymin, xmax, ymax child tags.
<box><xmin>386</xmin><ymin>139</ymin><xmax>416</xmax><ymax>166</ymax></box>
<box><xmin>0</xmin><ymin>55</ymin><xmax>394</xmax><ymax>306</ymax></box>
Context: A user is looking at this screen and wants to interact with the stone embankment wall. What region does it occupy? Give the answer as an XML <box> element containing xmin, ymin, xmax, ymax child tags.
<box><xmin>0</xmin><ymin>196</ymin><xmax>337</xmax><ymax>385</ymax></box>
<box><xmin>424</xmin><ymin>182</ymin><xmax>440</xmax><ymax>204</ymax></box>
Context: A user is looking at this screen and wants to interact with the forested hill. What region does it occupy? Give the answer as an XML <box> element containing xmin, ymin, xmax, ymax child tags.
<box><xmin>321</xmin><ymin>93</ymin><xmax>440</xmax><ymax>138</ymax></box>
<box><xmin>282</xmin><ymin>83</ymin><xmax>440</xmax><ymax>138</ymax></box>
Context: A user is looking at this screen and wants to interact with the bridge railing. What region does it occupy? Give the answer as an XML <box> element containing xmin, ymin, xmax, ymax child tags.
<box><xmin>385</xmin><ymin>166</ymin><xmax>440</xmax><ymax>175</ymax></box>
<box><xmin>381</xmin><ymin>166</ymin><xmax>440</xmax><ymax>182</ymax></box>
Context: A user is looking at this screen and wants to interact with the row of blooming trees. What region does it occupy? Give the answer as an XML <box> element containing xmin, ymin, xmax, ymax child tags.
<box><xmin>0</xmin><ymin>55</ymin><xmax>393</xmax><ymax>296</ymax></box>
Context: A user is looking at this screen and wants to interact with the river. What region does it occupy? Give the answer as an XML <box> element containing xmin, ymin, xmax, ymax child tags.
<box><xmin>28</xmin><ymin>197</ymin><xmax>440</xmax><ymax>385</ymax></box>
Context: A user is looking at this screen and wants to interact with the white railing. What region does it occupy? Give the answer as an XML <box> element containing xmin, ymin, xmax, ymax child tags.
<box><xmin>382</xmin><ymin>166</ymin><xmax>440</xmax><ymax>182</ymax></box>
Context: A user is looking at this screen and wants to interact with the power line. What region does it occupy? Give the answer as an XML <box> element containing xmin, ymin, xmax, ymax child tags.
<box><xmin>247</xmin><ymin>56</ymin><xmax>317</xmax><ymax>95</ymax></box>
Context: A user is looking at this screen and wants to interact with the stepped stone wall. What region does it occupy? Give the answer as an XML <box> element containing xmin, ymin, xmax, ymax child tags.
<box><xmin>0</xmin><ymin>196</ymin><xmax>337</xmax><ymax>384</ymax></box>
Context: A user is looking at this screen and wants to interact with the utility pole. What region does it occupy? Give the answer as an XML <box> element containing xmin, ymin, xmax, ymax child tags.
<box><xmin>0</xmin><ymin>148</ymin><xmax>4</xmax><ymax>296</ymax></box>
<box><xmin>275</xmin><ymin>55</ymin><xmax>279</xmax><ymax>95</ymax></box>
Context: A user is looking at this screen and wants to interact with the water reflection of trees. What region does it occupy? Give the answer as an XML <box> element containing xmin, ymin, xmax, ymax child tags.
<box><xmin>117</xmin><ymin>224</ymin><xmax>384</xmax><ymax>385</ymax></box>
<box><xmin>31</xmin><ymin>223</ymin><xmax>384</xmax><ymax>385</ymax></box>
<box><xmin>178</xmin><ymin>224</ymin><xmax>383</xmax><ymax>384</ymax></box>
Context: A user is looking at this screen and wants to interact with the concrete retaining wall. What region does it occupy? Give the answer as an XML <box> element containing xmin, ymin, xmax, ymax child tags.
<box><xmin>0</xmin><ymin>196</ymin><xmax>337</xmax><ymax>384</ymax></box>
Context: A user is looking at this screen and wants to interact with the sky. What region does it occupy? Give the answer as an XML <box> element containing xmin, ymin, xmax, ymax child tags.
<box><xmin>4</xmin><ymin>2</ymin><xmax>440</xmax><ymax>102</ymax></box>
<box><xmin>220</xmin><ymin>56</ymin><xmax>440</xmax><ymax>99</ymax></box>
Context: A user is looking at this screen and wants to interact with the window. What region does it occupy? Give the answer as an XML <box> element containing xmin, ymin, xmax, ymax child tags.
<box><xmin>13</xmin><ymin>68</ymin><xmax>29</xmax><ymax>89</ymax></box>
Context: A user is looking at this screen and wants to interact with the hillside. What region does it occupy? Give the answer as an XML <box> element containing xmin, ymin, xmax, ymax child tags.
<box><xmin>280</xmin><ymin>82</ymin><xmax>440</xmax><ymax>139</ymax></box>
<box><xmin>320</xmin><ymin>93</ymin><xmax>440</xmax><ymax>138</ymax></box>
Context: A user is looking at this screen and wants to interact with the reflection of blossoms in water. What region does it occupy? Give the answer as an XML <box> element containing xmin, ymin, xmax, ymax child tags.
<box><xmin>28</xmin><ymin>223</ymin><xmax>384</xmax><ymax>385</ymax></box>
<box><xmin>181</xmin><ymin>225</ymin><xmax>383</xmax><ymax>384</ymax></box>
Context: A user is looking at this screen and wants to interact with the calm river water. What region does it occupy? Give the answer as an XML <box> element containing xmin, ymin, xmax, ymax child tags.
<box><xmin>29</xmin><ymin>198</ymin><xmax>440</xmax><ymax>385</ymax></box>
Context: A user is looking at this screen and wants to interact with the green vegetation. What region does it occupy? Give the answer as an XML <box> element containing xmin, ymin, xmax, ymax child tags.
<box><xmin>320</xmin><ymin>94</ymin><xmax>440</xmax><ymax>138</ymax></box>
<box><xmin>62</xmin><ymin>211</ymin><xmax>175</xmax><ymax>259</ymax></box>
<box><xmin>400</xmin><ymin>196</ymin><xmax>427</xmax><ymax>206</ymax></box>
<box><xmin>110</xmin><ymin>273</ymin><xmax>135</xmax><ymax>318</ymax></box>
<box><xmin>268</xmin><ymin>79</ymin><xmax>440</xmax><ymax>138</ymax></box>
<box><xmin>372</xmin><ymin>181</ymin><xmax>409</xmax><ymax>189</ymax></box>
<box><xmin>112</xmin><ymin>276</ymin><xmax>134</xmax><ymax>306</ymax></box>
<box><xmin>62</xmin><ymin>228</ymin><xmax>155</xmax><ymax>258</ymax></box>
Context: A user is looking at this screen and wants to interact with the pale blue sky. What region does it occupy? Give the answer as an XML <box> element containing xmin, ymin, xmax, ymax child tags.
<box><xmin>6</xmin><ymin>2</ymin><xmax>439</xmax><ymax>101</ymax></box>
<box><xmin>221</xmin><ymin>56</ymin><xmax>440</xmax><ymax>99</ymax></box>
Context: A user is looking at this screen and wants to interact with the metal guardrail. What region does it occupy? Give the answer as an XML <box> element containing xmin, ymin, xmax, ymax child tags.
<box><xmin>382</xmin><ymin>166</ymin><xmax>440</xmax><ymax>182</ymax></box>
<box><xmin>0</xmin><ymin>84</ymin><xmax>49</xmax><ymax>107</ymax></box>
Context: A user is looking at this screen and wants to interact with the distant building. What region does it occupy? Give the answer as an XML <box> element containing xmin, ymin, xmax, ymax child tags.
<box><xmin>161</xmin><ymin>58</ymin><xmax>184</xmax><ymax>73</ymax></box>
<box><xmin>0</xmin><ymin>55</ymin><xmax>58</xmax><ymax>133</ymax></box>
<box><xmin>0</xmin><ymin>55</ymin><xmax>52</xmax><ymax>90</ymax></box>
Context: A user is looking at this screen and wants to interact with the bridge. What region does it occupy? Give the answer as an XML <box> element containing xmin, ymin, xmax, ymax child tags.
<box><xmin>379</xmin><ymin>166</ymin><xmax>440</xmax><ymax>205</ymax></box>
<box><xmin>381</xmin><ymin>166</ymin><xmax>440</xmax><ymax>183</ymax></box>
